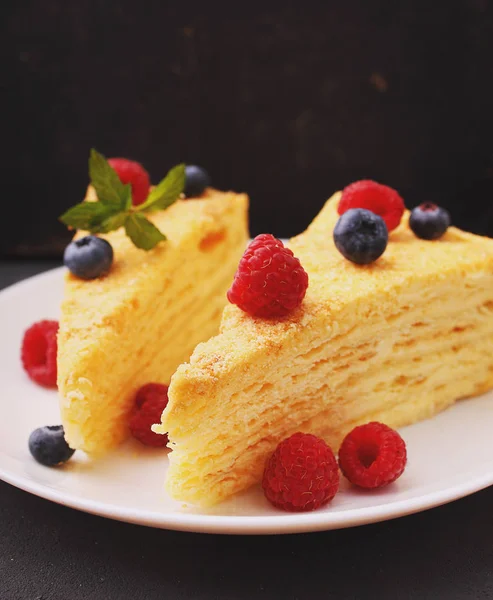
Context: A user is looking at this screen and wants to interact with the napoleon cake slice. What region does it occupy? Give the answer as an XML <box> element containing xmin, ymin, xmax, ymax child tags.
<box><xmin>58</xmin><ymin>187</ymin><xmax>249</xmax><ymax>454</ymax></box>
<box><xmin>157</xmin><ymin>192</ymin><xmax>493</xmax><ymax>506</ymax></box>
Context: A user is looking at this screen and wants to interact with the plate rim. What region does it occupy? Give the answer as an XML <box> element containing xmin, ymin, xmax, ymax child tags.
<box><xmin>2</xmin><ymin>460</ymin><xmax>492</xmax><ymax>534</ymax></box>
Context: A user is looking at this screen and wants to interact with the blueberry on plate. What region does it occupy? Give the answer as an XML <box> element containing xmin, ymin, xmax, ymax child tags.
<box><xmin>409</xmin><ymin>203</ymin><xmax>451</xmax><ymax>240</ymax></box>
<box><xmin>333</xmin><ymin>208</ymin><xmax>388</xmax><ymax>265</ymax></box>
<box><xmin>64</xmin><ymin>235</ymin><xmax>113</xmax><ymax>280</ymax></box>
<box><xmin>184</xmin><ymin>165</ymin><xmax>211</xmax><ymax>197</ymax></box>
<box><xmin>28</xmin><ymin>425</ymin><xmax>75</xmax><ymax>467</ymax></box>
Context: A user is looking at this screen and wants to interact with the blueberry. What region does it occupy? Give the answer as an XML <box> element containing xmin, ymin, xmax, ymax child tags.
<box><xmin>64</xmin><ymin>235</ymin><xmax>113</xmax><ymax>280</ymax></box>
<box><xmin>409</xmin><ymin>203</ymin><xmax>451</xmax><ymax>240</ymax></box>
<box><xmin>184</xmin><ymin>165</ymin><xmax>211</xmax><ymax>197</ymax></box>
<box><xmin>333</xmin><ymin>209</ymin><xmax>388</xmax><ymax>265</ymax></box>
<box><xmin>28</xmin><ymin>425</ymin><xmax>75</xmax><ymax>467</ymax></box>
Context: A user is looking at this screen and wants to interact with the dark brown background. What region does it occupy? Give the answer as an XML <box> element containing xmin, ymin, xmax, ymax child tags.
<box><xmin>2</xmin><ymin>0</ymin><xmax>493</xmax><ymax>257</ymax></box>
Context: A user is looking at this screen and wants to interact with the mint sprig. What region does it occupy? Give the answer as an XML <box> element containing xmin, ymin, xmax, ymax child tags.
<box><xmin>89</xmin><ymin>149</ymin><xmax>132</xmax><ymax>210</ymax></box>
<box><xmin>60</xmin><ymin>149</ymin><xmax>185</xmax><ymax>251</ymax></box>
<box><xmin>137</xmin><ymin>164</ymin><xmax>186</xmax><ymax>212</ymax></box>
<box><xmin>124</xmin><ymin>213</ymin><xmax>167</xmax><ymax>250</ymax></box>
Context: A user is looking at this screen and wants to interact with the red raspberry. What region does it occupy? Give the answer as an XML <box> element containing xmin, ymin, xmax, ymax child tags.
<box><xmin>338</xmin><ymin>180</ymin><xmax>405</xmax><ymax>232</ymax></box>
<box><xmin>21</xmin><ymin>320</ymin><xmax>59</xmax><ymax>388</ymax></box>
<box><xmin>129</xmin><ymin>383</ymin><xmax>169</xmax><ymax>447</ymax></box>
<box><xmin>262</xmin><ymin>433</ymin><xmax>340</xmax><ymax>512</ymax></box>
<box><xmin>227</xmin><ymin>234</ymin><xmax>309</xmax><ymax>318</ymax></box>
<box><xmin>338</xmin><ymin>422</ymin><xmax>407</xmax><ymax>489</ymax></box>
<box><xmin>108</xmin><ymin>158</ymin><xmax>150</xmax><ymax>206</ymax></box>
<box><xmin>246</xmin><ymin>233</ymin><xmax>284</xmax><ymax>252</ymax></box>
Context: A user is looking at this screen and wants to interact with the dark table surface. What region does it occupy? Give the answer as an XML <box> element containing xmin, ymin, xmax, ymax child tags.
<box><xmin>2</xmin><ymin>261</ymin><xmax>493</xmax><ymax>600</ymax></box>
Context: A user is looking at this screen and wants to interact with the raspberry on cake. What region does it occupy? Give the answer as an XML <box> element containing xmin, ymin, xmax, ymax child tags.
<box><xmin>227</xmin><ymin>234</ymin><xmax>309</xmax><ymax>318</ymax></box>
<box><xmin>108</xmin><ymin>158</ymin><xmax>150</xmax><ymax>206</ymax></box>
<box><xmin>156</xmin><ymin>190</ymin><xmax>493</xmax><ymax>507</ymax></box>
<box><xmin>338</xmin><ymin>180</ymin><xmax>405</xmax><ymax>232</ymax></box>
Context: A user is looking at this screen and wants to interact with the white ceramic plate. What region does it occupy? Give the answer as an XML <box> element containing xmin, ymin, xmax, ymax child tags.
<box><xmin>1</xmin><ymin>267</ymin><xmax>493</xmax><ymax>535</ymax></box>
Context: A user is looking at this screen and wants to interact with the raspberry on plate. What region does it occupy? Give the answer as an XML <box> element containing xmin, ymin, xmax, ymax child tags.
<box><xmin>108</xmin><ymin>158</ymin><xmax>150</xmax><ymax>206</ymax></box>
<box><xmin>338</xmin><ymin>422</ymin><xmax>407</xmax><ymax>489</ymax></box>
<box><xmin>262</xmin><ymin>432</ymin><xmax>340</xmax><ymax>512</ymax></box>
<box><xmin>21</xmin><ymin>320</ymin><xmax>59</xmax><ymax>387</ymax></box>
<box><xmin>129</xmin><ymin>383</ymin><xmax>169</xmax><ymax>447</ymax></box>
<box><xmin>338</xmin><ymin>180</ymin><xmax>405</xmax><ymax>232</ymax></box>
<box><xmin>227</xmin><ymin>234</ymin><xmax>309</xmax><ymax>318</ymax></box>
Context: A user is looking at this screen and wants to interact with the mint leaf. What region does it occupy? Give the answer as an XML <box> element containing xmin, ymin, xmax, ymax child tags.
<box><xmin>137</xmin><ymin>163</ymin><xmax>185</xmax><ymax>212</ymax></box>
<box><xmin>59</xmin><ymin>202</ymin><xmax>115</xmax><ymax>230</ymax></box>
<box><xmin>89</xmin><ymin>148</ymin><xmax>129</xmax><ymax>209</ymax></box>
<box><xmin>121</xmin><ymin>183</ymin><xmax>132</xmax><ymax>211</ymax></box>
<box><xmin>124</xmin><ymin>213</ymin><xmax>166</xmax><ymax>250</ymax></box>
<box><xmin>91</xmin><ymin>211</ymin><xmax>129</xmax><ymax>234</ymax></box>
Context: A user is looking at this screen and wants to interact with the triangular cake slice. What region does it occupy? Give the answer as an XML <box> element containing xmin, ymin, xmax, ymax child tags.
<box><xmin>58</xmin><ymin>187</ymin><xmax>249</xmax><ymax>454</ymax></box>
<box><xmin>157</xmin><ymin>192</ymin><xmax>493</xmax><ymax>506</ymax></box>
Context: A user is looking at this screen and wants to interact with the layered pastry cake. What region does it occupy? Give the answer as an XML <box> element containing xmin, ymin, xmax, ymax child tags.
<box><xmin>157</xmin><ymin>191</ymin><xmax>493</xmax><ymax>506</ymax></box>
<box><xmin>58</xmin><ymin>186</ymin><xmax>249</xmax><ymax>454</ymax></box>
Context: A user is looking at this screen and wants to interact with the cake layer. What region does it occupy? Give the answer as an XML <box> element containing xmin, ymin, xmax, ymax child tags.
<box><xmin>159</xmin><ymin>193</ymin><xmax>493</xmax><ymax>506</ymax></box>
<box><xmin>58</xmin><ymin>189</ymin><xmax>249</xmax><ymax>454</ymax></box>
